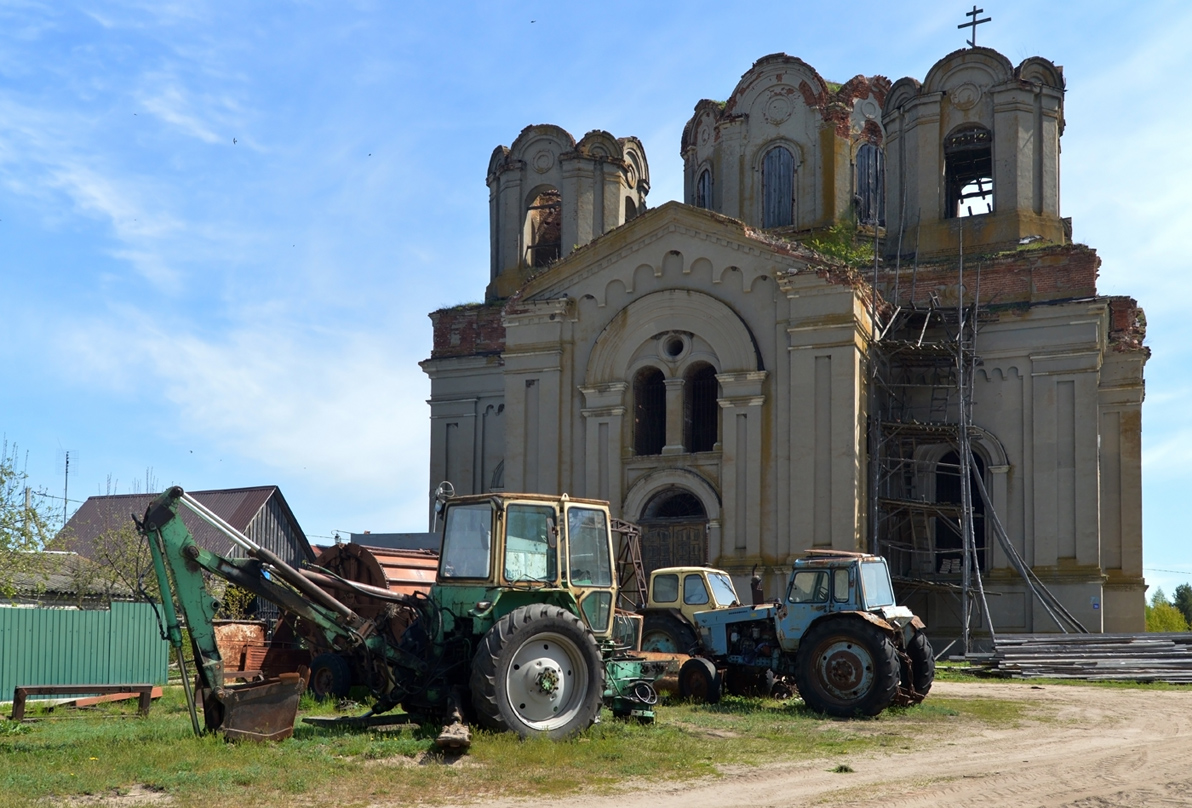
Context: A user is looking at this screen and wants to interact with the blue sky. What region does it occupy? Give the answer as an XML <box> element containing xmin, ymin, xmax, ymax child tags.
<box><xmin>2</xmin><ymin>1</ymin><xmax>1189</xmax><ymax>594</ymax></box>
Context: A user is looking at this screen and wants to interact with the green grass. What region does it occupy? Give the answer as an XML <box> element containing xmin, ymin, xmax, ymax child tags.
<box><xmin>0</xmin><ymin>687</ymin><xmax>1034</xmax><ymax>808</ymax></box>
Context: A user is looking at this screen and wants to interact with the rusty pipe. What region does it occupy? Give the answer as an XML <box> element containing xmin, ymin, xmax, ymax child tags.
<box><xmin>299</xmin><ymin>569</ymin><xmax>414</xmax><ymax>604</ymax></box>
<box><xmin>246</xmin><ymin>545</ymin><xmax>359</xmax><ymax>622</ymax></box>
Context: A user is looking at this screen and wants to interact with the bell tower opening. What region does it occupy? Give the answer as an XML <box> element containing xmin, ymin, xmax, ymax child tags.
<box><xmin>944</xmin><ymin>125</ymin><xmax>993</xmax><ymax>218</ymax></box>
<box><xmin>525</xmin><ymin>188</ymin><xmax>561</xmax><ymax>267</ymax></box>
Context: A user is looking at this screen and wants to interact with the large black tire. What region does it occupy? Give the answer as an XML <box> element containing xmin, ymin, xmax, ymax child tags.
<box><xmin>794</xmin><ymin>618</ymin><xmax>900</xmax><ymax>717</ymax></box>
<box><xmin>640</xmin><ymin>612</ymin><xmax>698</xmax><ymax>653</ymax></box>
<box><xmin>902</xmin><ymin>630</ymin><xmax>935</xmax><ymax>704</ymax></box>
<box><xmin>678</xmin><ymin>657</ymin><xmax>722</xmax><ymax>704</ymax></box>
<box><xmin>470</xmin><ymin>605</ymin><xmax>605</xmax><ymax>740</ymax></box>
<box><xmin>308</xmin><ymin>653</ymin><xmax>352</xmax><ymax>701</ymax></box>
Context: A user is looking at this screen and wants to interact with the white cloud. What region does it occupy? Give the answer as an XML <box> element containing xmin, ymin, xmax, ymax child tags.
<box><xmin>53</xmin><ymin>313</ymin><xmax>429</xmax><ymax>493</ymax></box>
<box><xmin>139</xmin><ymin>82</ymin><xmax>224</xmax><ymax>145</ymax></box>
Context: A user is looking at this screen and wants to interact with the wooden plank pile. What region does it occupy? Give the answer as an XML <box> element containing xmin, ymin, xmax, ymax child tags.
<box><xmin>969</xmin><ymin>633</ymin><xmax>1192</xmax><ymax>682</ymax></box>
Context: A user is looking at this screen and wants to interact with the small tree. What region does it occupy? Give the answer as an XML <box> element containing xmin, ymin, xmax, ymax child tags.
<box><xmin>1173</xmin><ymin>583</ymin><xmax>1192</xmax><ymax>628</ymax></box>
<box><xmin>0</xmin><ymin>440</ymin><xmax>56</xmax><ymax>599</ymax></box>
<box><xmin>1146</xmin><ymin>587</ymin><xmax>1191</xmax><ymax>633</ymax></box>
<box><xmin>86</xmin><ymin>521</ymin><xmax>162</xmax><ymax>603</ymax></box>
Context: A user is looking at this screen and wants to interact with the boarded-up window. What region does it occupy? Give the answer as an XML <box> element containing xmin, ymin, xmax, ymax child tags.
<box><xmin>684</xmin><ymin>363</ymin><xmax>718</xmax><ymax>453</ymax></box>
<box><xmin>762</xmin><ymin>145</ymin><xmax>795</xmax><ymax>228</ymax></box>
<box><xmin>944</xmin><ymin>126</ymin><xmax>993</xmax><ymax>218</ymax></box>
<box><xmin>695</xmin><ymin>169</ymin><xmax>712</xmax><ymax>210</ymax></box>
<box><xmin>856</xmin><ymin>143</ymin><xmax>885</xmax><ymax>226</ymax></box>
<box><xmin>526</xmin><ymin>188</ymin><xmax>561</xmax><ymax>267</ymax></box>
<box><xmin>633</xmin><ymin>367</ymin><xmax>666</xmax><ymax>456</ymax></box>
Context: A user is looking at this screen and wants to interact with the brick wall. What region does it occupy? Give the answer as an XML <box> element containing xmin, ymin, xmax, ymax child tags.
<box><xmin>1107</xmin><ymin>296</ymin><xmax>1148</xmax><ymax>354</ymax></box>
<box><xmin>428</xmin><ymin>303</ymin><xmax>507</xmax><ymax>359</ymax></box>
<box><xmin>879</xmin><ymin>244</ymin><xmax>1100</xmax><ymax>307</ymax></box>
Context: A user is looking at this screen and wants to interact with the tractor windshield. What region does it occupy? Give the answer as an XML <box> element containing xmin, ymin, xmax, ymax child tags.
<box><xmin>860</xmin><ymin>560</ymin><xmax>896</xmax><ymax>608</ymax></box>
<box><xmin>504</xmin><ymin>504</ymin><xmax>557</xmax><ymax>583</ymax></box>
<box><xmin>440</xmin><ymin>503</ymin><xmax>493</xmax><ymax>579</ymax></box>
<box><xmin>566</xmin><ymin>507</ymin><xmax>612</xmax><ymax>586</ymax></box>
<box><xmin>707</xmin><ymin>572</ymin><xmax>739</xmax><ymax>607</ymax></box>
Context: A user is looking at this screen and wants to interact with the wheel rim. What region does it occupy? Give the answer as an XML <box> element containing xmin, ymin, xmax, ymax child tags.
<box><xmin>811</xmin><ymin>636</ymin><xmax>875</xmax><ymax>703</ymax></box>
<box><xmin>311</xmin><ymin>666</ymin><xmax>335</xmax><ymax>698</ymax></box>
<box><xmin>505</xmin><ymin>631</ymin><xmax>591</xmax><ymax>730</ymax></box>
<box><xmin>641</xmin><ymin>630</ymin><xmax>679</xmax><ymax>653</ymax></box>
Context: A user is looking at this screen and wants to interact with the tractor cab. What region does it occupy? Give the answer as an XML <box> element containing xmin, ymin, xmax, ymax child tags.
<box><xmin>435</xmin><ymin>493</ymin><xmax>618</xmax><ymax>640</ymax></box>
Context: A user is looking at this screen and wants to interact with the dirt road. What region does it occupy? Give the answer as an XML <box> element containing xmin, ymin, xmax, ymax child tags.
<box><xmin>471</xmin><ymin>681</ymin><xmax>1192</xmax><ymax>808</ymax></box>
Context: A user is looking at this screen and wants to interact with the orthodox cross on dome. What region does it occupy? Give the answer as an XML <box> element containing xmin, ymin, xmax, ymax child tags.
<box><xmin>958</xmin><ymin>5</ymin><xmax>991</xmax><ymax>48</ymax></box>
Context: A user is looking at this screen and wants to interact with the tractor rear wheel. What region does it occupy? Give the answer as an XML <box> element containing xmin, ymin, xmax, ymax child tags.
<box><xmin>901</xmin><ymin>629</ymin><xmax>935</xmax><ymax>704</ymax></box>
<box><xmin>308</xmin><ymin>653</ymin><xmax>352</xmax><ymax>701</ymax></box>
<box><xmin>794</xmin><ymin>618</ymin><xmax>899</xmax><ymax>717</ymax></box>
<box><xmin>640</xmin><ymin>612</ymin><xmax>698</xmax><ymax>653</ymax></box>
<box><xmin>470</xmin><ymin>605</ymin><xmax>604</xmax><ymax>740</ymax></box>
<box><xmin>678</xmin><ymin>658</ymin><xmax>722</xmax><ymax>704</ymax></box>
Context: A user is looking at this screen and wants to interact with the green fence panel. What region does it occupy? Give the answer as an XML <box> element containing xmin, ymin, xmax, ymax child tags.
<box><xmin>0</xmin><ymin>603</ymin><xmax>169</xmax><ymax>702</ymax></box>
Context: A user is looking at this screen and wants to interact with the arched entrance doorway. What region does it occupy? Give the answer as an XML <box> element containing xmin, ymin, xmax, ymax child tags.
<box><xmin>637</xmin><ymin>488</ymin><xmax>708</xmax><ymax>574</ymax></box>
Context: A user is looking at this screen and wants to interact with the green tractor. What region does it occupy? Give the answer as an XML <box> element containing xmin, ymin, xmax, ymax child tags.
<box><xmin>139</xmin><ymin>487</ymin><xmax>657</xmax><ymax>747</ymax></box>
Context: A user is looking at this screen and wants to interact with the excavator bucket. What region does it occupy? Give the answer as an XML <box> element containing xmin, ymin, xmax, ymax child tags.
<box><xmin>201</xmin><ymin>668</ymin><xmax>309</xmax><ymax>742</ymax></box>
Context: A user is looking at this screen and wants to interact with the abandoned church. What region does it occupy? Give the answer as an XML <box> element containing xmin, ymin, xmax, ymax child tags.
<box><xmin>420</xmin><ymin>43</ymin><xmax>1148</xmax><ymax>639</ymax></box>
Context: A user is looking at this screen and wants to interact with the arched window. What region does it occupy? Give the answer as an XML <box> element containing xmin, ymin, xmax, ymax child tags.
<box><xmin>525</xmin><ymin>188</ymin><xmax>561</xmax><ymax>267</ymax></box>
<box><xmin>633</xmin><ymin>367</ymin><xmax>666</xmax><ymax>456</ymax></box>
<box><xmin>684</xmin><ymin>363</ymin><xmax>718</xmax><ymax>453</ymax></box>
<box><xmin>934</xmin><ymin>451</ymin><xmax>986</xmax><ymax>573</ymax></box>
<box><xmin>625</xmin><ymin>196</ymin><xmax>638</xmax><ymax>221</ymax></box>
<box><xmin>944</xmin><ymin>125</ymin><xmax>993</xmax><ymax>218</ymax></box>
<box><xmin>856</xmin><ymin>143</ymin><xmax>885</xmax><ymax>226</ymax></box>
<box><xmin>695</xmin><ymin>168</ymin><xmax>712</xmax><ymax>210</ymax></box>
<box><xmin>762</xmin><ymin>145</ymin><xmax>796</xmax><ymax>228</ymax></box>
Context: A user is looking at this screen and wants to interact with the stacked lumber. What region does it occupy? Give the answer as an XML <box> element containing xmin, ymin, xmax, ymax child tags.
<box><xmin>971</xmin><ymin>633</ymin><xmax>1192</xmax><ymax>682</ymax></box>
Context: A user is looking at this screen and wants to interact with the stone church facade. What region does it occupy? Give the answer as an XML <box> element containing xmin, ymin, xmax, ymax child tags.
<box><xmin>421</xmin><ymin>46</ymin><xmax>1148</xmax><ymax>637</ymax></box>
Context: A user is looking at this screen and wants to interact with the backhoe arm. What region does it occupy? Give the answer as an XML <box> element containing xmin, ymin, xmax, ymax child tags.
<box><xmin>139</xmin><ymin>486</ymin><xmax>371</xmax><ymax>740</ymax></box>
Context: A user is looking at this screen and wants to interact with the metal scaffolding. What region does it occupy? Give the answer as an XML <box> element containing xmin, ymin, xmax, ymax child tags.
<box><xmin>866</xmin><ymin>226</ymin><xmax>1085</xmax><ymax>656</ymax></box>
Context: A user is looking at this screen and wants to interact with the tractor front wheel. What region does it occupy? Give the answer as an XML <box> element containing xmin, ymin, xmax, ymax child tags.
<box><xmin>901</xmin><ymin>629</ymin><xmax>935</xmax><ymax>704</ymax></box>
<box><xmin>470</xmin><ymin>605</ymin><xmax>604</xmax><ymax>740</ymax></box>
<box><xmin>794</xmin><ymin>618</ymin><xmax>899</xmax><ymax>717</ymax></box>
<box><xmin>308</xmin><ymin>653</ymin><xmax>352</xmax><ymax>701</ymax></box>
<box><xmin>678</xmin><ymin>657</ymin><xmax>722</xmax><ymax>704</ymax></box>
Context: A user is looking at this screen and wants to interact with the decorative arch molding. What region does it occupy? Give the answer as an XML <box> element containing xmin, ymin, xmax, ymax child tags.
<box><xmin>882</xmin><ymin>77</ymin><xmax>921</xmax><ymax>116</ymax></box>
<box><xmin>751</xmin><ymin>137</ymin><xmax>805</xmax><ymax>173</ymax></box>
<box><xmin>1017</xmin><ymin>57</ymin><xmax>1064</xmax><ymax>90</ymax></box>
<box><xmin>507</xmin><ymin>124</ymin><xmax>577</xmax><ymax>161</ymax></box>
<box><xmin>622</xmin><ymin>467</ymin><xmax>722</xmax><ymax>524</ymax></box>
<box><xmin>586</xmin><ymin>290</ymin><xmax>762</xmax><ymax>385</ymax></box>
<box><xmin>922</xmin><ymin>47</ymin><xmax>1014</xmax><ymax>94</ymax></box>
<box><xmin>724</xmin><ymin>53</ymin><xmax>829</xmax><ymax>118</ymax></box>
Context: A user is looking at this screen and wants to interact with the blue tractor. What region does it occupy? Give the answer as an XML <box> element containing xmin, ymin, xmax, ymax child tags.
<box><xmin>679</xmin><ymin>551</ymin><xmax>934</xmax><ymax>717</ymax></box>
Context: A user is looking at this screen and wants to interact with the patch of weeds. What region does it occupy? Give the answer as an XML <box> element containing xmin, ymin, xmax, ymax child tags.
<box><xmin>831</xmin><ymin>763</ymin><xmax>855</xmax><ymax>773</ymax></box>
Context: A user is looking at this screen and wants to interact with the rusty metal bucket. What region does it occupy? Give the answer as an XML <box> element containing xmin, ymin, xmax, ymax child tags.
<box><xmin>201</xmin><ymin>667</ymin><xmax>309</xmax><ymax>741</ymax></box>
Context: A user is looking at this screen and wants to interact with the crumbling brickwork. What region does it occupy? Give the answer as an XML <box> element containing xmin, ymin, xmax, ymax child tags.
<box><xmin>1107</xmin><ymin>296</ymin><xmax>1148</xmax><ymax>354</ymax></box>
<box><xmin>428</xmin><ymin>303</ymin><xmax>506</xmax><ymax>359</ymax></box>
<box><xmin>880</xmin><ymin>244</ymin><xmax>1100</xmax><ymax>307</ymax></box>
